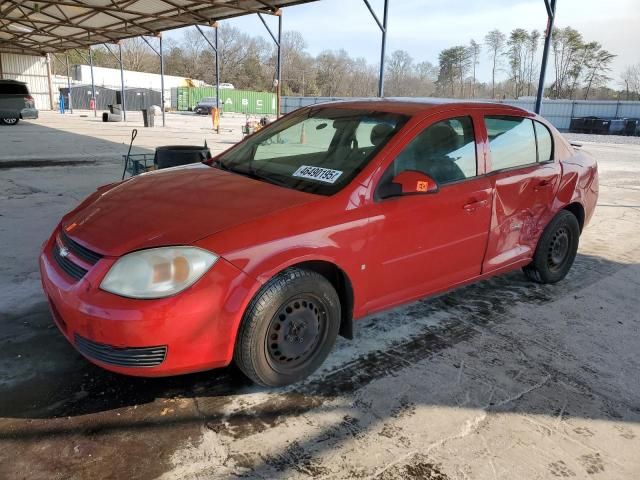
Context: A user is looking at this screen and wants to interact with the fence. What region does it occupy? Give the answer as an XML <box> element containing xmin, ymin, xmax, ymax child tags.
<box><xmin>174</xmin><ymin>87</ymin><xmax>276</xmax><ymax>115</ymax></box>
<box><xmin>282</xmin><ymin>97</ymin><xmax>640</xmax><ymax>131</ymax></box>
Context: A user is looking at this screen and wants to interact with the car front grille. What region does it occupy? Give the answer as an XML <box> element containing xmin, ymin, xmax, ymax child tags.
<box><xmin>51</xmin><ymin>230</ymin><xmax>103</xmax><ymax>281</ymax></box>
<box><xmin>60</xmin><ymin>230</ymin><xmax>103</xmax><ymax>264</ymax></box>
<box><xmin>53</xmin><ymin>243</ymin><xmax>88</xmax><ymax>280</ymax></box>
<box><xmin>74</xmin><ymin>334</ymin><xmax>167</xmax><ymax>368</ymax></box>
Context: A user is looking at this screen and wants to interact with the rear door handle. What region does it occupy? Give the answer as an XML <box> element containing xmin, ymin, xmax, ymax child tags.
<box><xmin>463</xmin><ymin>199</ymin><xmax>488</xmax><ymax>212</ymax></box>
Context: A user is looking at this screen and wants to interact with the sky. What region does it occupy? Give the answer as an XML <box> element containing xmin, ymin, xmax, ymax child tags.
<box><xmin>165</xmin><ymin>0</ymin><xmax>640</xmax><ymax>88</ymax></box>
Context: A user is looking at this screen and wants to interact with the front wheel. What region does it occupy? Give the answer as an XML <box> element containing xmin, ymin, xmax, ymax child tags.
<box><xmin>234</xmin><ymin>268</ymin><xmax>340</xmax><ymax>387</ymax></box>
<box><xmin>523</xmin><ymin>210</ymin><xmax>580</xmax><ymax>284</ymax></box>
<box><xmin>1</xmin><ymin>117</ymin><xmax>19</xmax><ymax>125</ymax></box>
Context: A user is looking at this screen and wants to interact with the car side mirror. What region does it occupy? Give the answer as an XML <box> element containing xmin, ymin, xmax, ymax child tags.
<box><xmin>379</xmin><ymin>170</ymin><xmax>439</xmax><ymax>198</ymax></box>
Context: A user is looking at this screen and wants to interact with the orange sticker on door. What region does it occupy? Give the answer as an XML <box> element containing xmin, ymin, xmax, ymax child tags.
<box><xmin>416</xmin><ymin>181</ymin><xmax>428</xmax><ymax>192</ymax></box>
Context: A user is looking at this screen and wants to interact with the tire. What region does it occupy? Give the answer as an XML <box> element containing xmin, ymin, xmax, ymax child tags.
<box><xmin>523</xmin><ymin>210</ymin><xmax>580</xmax><ymax>284</ymax></box>
<box><xmin>234</xmin><ymin>268</ymin><xmax>341</xmax><ymax>387</ymax></box>
<box><xmin>1</xmin><ymin>117</ymin><xmax>19</xmax><ymax>125</ymax></box>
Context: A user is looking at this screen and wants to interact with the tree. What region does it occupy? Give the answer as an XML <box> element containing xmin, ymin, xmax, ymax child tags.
<box><xmin>315</xmin><ymin>50</ymin><xmax>352</xmax><ymax>96</ymax></box>
<box><xmin>386</xmin><ymin>50</ymin><xmax>414</xmax><ymax>96</ymax></box>
<box><xmin>525</xmin><ymin>30</ymin><xmax>541</xmax><ymax>96</ymax></box>
<box><xmin>484</xmin><ymin>29</ymin><xmax>506</xmax><ymax>98</ymax></box>
<box><xmin>281</xmin><ymin>31</ymin><xmax>314</xmax><ymax>95</ymax></box>
<box><xmin>620</xmin><ymin>64</ymin><xmax>640</xmax><ymax>100</ymax></box>
<box><xmin>551</xmin><ymin>26</ymin><xmax>584</xmax><ymax>98</ymax></box>
<box><xmin>468</xmin><ymin>39</ymin><xmax>481</xmax><ymax>98</ymax></box>
<box><xmin>120</xmin><ymin>37</ymin><xmax>157</xmax><ymax>72</ymax></box>
<box><xmin>436</xmin><ymin>46</ymin><xmax>471</xmax><ymax>98</ymax></box>
<box><xmin>507</xmin><ymin>28</ymin><xmax>529</xmax><ymax>98</ymax></box>
<box><xmin>583</xmin><ymin>46</ymin><xmax>615</xmax><ymax>99</ymax></box>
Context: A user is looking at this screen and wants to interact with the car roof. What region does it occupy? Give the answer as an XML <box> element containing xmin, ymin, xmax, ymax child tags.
<box><xmin>0</xmin><ymin>79</ymin><xmax>27</xmax><ymax>85</ymax></box>
<box><xmin>308</xmin><ymin>98</ymin><xmax>531</xmax><ymax>116</ymax></box>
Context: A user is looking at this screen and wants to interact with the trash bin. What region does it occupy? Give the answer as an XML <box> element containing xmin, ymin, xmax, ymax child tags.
<box><xmin>142</xmin><ymin>109</ymin><xmax>154</xmax><ymax>127</ymax></box>
<box><xmin>154</xmin><ymin>145</ymin><xmax>211</xmax><ymax>169</ymax></box>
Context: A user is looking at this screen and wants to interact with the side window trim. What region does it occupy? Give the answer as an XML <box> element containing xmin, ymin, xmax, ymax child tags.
<box><xmin>533</xmin><ymin>120</ymin><xmax>555</xmax><ymax>163</ymax></box>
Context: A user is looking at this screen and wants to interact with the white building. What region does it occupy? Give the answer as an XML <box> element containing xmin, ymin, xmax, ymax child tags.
<box><xmin>0</xmin><ymin>52</ymin><xmax>207</xmax><ymax>110</ymax></box>
<box><xmin>72</xmin><ymin>65</ymin><xmax>205</xmax><ymax>91</ymax></box>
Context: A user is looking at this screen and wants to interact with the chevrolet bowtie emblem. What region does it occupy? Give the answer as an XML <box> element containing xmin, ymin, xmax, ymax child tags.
<box><xmin>59</xmin><ymin>247</ymin><xmax>70</xmax><ymax>258</ymax></box>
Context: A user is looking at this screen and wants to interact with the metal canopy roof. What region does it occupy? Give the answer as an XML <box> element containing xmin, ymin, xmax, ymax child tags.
<box><xmin>0</xmin><ymin>0</ymin><xmax>317</xmax><ymax>55</ymax></box>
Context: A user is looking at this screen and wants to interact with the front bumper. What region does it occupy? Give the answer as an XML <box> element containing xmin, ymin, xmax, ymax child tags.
<box><xmin>39</xmin><ymin>230</ymin><xmax>260</xmax><ymax>376</ymax></box>
<box><xmin>20</xmin><ymin>108</ymin><xmax>38</xmax><ymax>119</ymax></box>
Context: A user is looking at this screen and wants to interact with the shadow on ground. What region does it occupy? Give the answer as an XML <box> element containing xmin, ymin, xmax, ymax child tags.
<box><xmin>1</xmin><ymin>252</ymin><xmax>636</xmax><ymax>419</ymax></box>
<box><xmin>1</xmin><ymin>249</ymin><xmax>638</xmax><ymax>478</ymax></box>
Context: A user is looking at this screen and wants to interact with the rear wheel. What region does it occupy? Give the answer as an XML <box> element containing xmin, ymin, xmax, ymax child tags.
<box><xmin>234</xmin><ymin>268</ymin><xmax>340</xmax><ymax>387</ymax></box>
<box><xmin>1</xmin><ymin>117</ymin><xmax>19</xmax><ymax>125</ymax></box>
<box><xmin>523</xmin><ymin>210</ymin><xmax>580</xmax><ymax>284</ymax></box>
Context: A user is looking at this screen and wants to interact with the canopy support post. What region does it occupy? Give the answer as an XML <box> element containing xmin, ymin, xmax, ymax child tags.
<box><xmin>159</xmin><ymin>34</ymin><xmax>166</xmax><ymax>127</ymax></box>
<box><xmin>363</xmin><ymin>0</ymin><xmax>389</xmax><ymax>97</ymax></box>
<box><xmin>257</xmin><ymin>10</ymin><xmax>282</xmax><ymax>117</ymax></box>
<box><xmin>88</xmin><ymin>47</ymin><xmax>96</xmax><ymax>117</ymax></box>
<box><xmin>195</xmin><ymin>23</ymin><xmax>221</xmax><ymax>133</ymax></box>
<box><xmin>118</xmin><ymin>42</ymin><xmax>126</xmax><ymax>121</ymax></box>
<box><xmin>535</xmin><ymin>0</ymin><xmax>557</xmax><ymax>114</ymax></box>
<box><xmin>65</xmin><ymin>52</ymin><xmax>73</xmax><ymax>113</ymax></box>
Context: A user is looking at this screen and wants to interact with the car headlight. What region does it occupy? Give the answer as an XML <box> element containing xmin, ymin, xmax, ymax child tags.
<box><xmin>100</xmin><ymin>247</ymin><xmax>218</xmax><ymax>299</ymax></box>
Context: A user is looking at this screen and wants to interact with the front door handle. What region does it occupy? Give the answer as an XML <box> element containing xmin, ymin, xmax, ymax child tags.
<box><xmin>463</xmin><ymin>199</ymin><xmax>488</xmax><ymax>212</ymax></box>
<box><xmin>534</xmin><ymin>179</ymin><xmax>553</xmax><ymax>191</ymax></box>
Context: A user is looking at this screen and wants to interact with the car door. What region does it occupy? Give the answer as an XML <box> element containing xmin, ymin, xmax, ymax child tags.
<box><xmin>481</xmin><ymin>115</ymin><xmax>561</xmax><ymax>272</ymax></box>
<box><xmin>365</xmin><ymin>113</ymin><xmax>492</xmax><ymax>313</ymax></box>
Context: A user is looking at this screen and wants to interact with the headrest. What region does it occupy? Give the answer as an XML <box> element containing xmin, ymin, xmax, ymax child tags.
<box><xmin>418</xmin><ymin>123</ymin><xmax>458</xmax><ymax>156</ymax></box>
<box><xmin>370</xmin><ymin>123</ymin><xmax>394</xmax><ymax>147</ymax></box>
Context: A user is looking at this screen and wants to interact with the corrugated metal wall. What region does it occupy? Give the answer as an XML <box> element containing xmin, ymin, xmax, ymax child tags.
<box><xmin>0</xmin><ymin>53</ymin><xmax>51</xmax><ymax>110</ymax></box>
<box><xmin>282</xmin><ymin>96</ymin><xmax>640</xmax><ymax>131</ymax></box>
<box><xmin>176</xmin><ymin>87</ymin><xmax>277</xmax><ymax>114</ymax></box>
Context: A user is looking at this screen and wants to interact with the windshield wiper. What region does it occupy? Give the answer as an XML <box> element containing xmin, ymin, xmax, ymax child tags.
<box><xmin>216</xmin><ymin>160</ymin><xmax>292</xmax><ymax>189</ymax></box>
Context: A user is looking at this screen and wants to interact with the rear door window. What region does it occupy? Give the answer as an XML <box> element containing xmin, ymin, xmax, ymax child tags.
<box><xmin>0</xmin><ymin>83</ymin><xmax>28</xmax><ymax>95</ymax></box>
<box><xmin>485</xmin><ymin>116</ymin><xmax>537</xmax><ymax>171</ymax></box>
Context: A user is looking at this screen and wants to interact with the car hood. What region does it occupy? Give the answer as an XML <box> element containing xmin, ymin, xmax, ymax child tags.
<box><xmin>61</xmin><ymin>164</ymin><xmax>318</xmax><ymax>257</ymax></box>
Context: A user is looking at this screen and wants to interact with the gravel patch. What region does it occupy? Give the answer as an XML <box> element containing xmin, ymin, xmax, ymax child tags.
<box><xmin>562</xmin><ymin>132</ymin><xmax>640</xmax><ymax>146</ymax></box>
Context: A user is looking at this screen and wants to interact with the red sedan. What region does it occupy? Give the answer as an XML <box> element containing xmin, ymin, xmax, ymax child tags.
<box><xmin>40</xmin><ymin>100</ymin><xmax>598</xmax><ymax>386</ymax></box>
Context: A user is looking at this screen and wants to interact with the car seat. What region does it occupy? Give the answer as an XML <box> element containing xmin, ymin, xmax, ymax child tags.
<box><xmin>409</xmin><ymin>123</ymin><xmax>465</xmax><ymax>184</ymax></box>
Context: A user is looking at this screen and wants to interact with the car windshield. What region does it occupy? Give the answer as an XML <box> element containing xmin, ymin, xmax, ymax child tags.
<box><xmin>215</xmin><ymin>107</ymin><xmax>409</xmax><ymax>195</ymax></box>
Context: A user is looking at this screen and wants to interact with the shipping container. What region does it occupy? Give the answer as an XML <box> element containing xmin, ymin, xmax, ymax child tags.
<box><xmin>177</xmin><ymin>87</ymin><xmax>276</xmax><ymax>115</ymax></box>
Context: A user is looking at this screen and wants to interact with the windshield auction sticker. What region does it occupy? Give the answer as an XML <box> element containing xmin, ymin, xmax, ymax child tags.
<box><xmin>292</xmin><ymin>165</ymin><xmax>343</xmax><ymax>184</ymax></box>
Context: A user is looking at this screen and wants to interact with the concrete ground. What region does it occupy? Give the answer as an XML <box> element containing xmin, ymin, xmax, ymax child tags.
<box><xmin>0</xmin><ymin>112</ymin><xmax>639</xmax><ymax>480</ymax></box>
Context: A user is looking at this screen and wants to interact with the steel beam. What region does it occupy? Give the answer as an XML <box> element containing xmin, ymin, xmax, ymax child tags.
<box><xmin>89</xmin><ymin>46</ymin><xmax>96</xmax><ymax>117</ymax></box>
<box><xmin>65</xmin><ymin>52</ymin><xmax>73</xmax><ymax>113</ymax></box>
<box><xmin>277</xmin><ymin>13</ymin><xmax>282</xmax><ymax>117</ymax></box>
<box><xmin>363</xmin><ymin>0</ymin><xmax>389</xmax><ymax>97</ymax></box>
<box><xmin>195</xmin><ymin>24</ymin><xmax>221</xmax><ymax>132</ymax></box>
<box><xmin>73</xmin><ymin>48</ymin><xmax>97</xmax><ymax>116</ymax></box>
<box><xmin>535</xmin><ymin>0</ymin><xmax>557</xmax><ymax>114</ymax></box>
<box><xmin>257</xmin><ymin>11</ymin><xmax>282</xmax><ymax>116</ymax></box>
<box><xmin>215</xmin><ymin>24</ymin><xmax>220</xmax><ymax>131</ymax></box>
<box><xmin>159</xmin><ymin>34</ymin><xmax>166</xmax><ymax>127</ymax></box>
<box><xmin>118</xmin><ymin>42</ymin><xmax>126</xmax><ymax>121</ymax></box>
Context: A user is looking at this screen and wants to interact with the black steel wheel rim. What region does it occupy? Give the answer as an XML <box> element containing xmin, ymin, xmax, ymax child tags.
<box><xmin>265</xmin><ymin>295</ymin><xmax>328</xmax><ymax>372</ymax></box>
<box><xmin>548</xmin><ymin>226</ymin><xmax>571</xmax><ymax>272</ymax></box>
